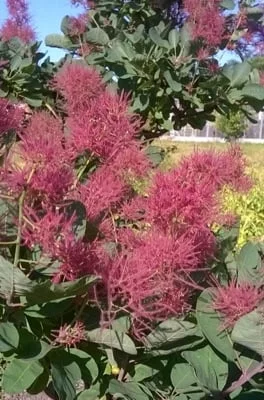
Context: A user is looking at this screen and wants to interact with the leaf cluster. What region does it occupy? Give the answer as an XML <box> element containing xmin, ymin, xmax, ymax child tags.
<box><xmin>45</xmin><ymin>0</ymin><xmax>264</xmax><ymax>137</ymax></box>
<box><xmin>0</xmin><ymin>37</ymin><xmax>60</xmax><ymax>108</ymax></box>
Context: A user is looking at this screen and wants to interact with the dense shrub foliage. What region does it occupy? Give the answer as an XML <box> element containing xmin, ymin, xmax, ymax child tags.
<box><xmin>0</xmin><ymin>1</ymin><xmax>264</xmax><ymax>400</ymax></box>
<box><xmin>46</xmin><ymin>0</ymin><xmax>264</xmax><ymax>136</ymax></box>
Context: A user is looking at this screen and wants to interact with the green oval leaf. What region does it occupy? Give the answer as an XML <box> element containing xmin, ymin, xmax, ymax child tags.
<box><xmin>27</xmin><ymin>369</ymin><xmax>49</xmax><ymax>395</ymax></box>
<box><xmin>61</xmin><ymin>15</ymin><xmax>72</xmax><ymax>36</ymax></box>
<box><xmin>171</xmin><ymin>363</ymin><xmax>197</xmax><ymax>390</ymax></box>
<box><xmin>45</xmin><ymin>34</ymin><xmax>77</xmax><ymax>50</ymax></box>
<box><xmin>149</xmin><ymin>27</ymin><xmax>170</xmax><ymax>49</ymax></box>
<box><xmin>10</xmin><ymin>55</ymin><xmax>22</xmax><ymax>72</ymax></box>
<box><xmin>51</xmin><ymin>350</ymin><xmax>82</xmax><ymax>400</ymax></box>
<box><xmin>2</xmin><ymin>359</ymin><xmax>44</xmax><ymax>394</ymax></box>
<box><xmin>164</xmin><ymin>70</ymin><xmax>182</xmax><ymax>92</ymax></box>
<box><xmin>69</xmin><ymin>348</ymin><xmax>99</xmax><ymax>384</ymax></box>
<box><xmin>168</xmin><ymin>29</ymin><xmax>179</xmax><ymax>49</ymax></box>
<box><xmin>78</xmin><ymin>385</ymin><xmax>101</xmax><ymax>400</ymax></box>
<box><xmin>223</xmin><ymin>62</ymin><xmax>251</xmax><ymax>87</ymax></box>
<box><xmin>108</xmin><ymin>380</ymin><xmax>151</xmax><ymax>400</ymax></box>
<box><xmin>87</xmin><ymin>328</ymin><xmax>137</xmax><ymax>355</ymax></box>
<box><xmin>232</xmin><ymin>310</ymin><xmax>264</xmax><ymax>357</ymax></box>
<box><xmin>182</xmin><ymin>345</ymin><xmax>228</xmax><ymax>391</ymax></box>
<box><xmin>132</xmin><ymin>360</ymin><xmax>163</xmax><ymax>382</ymax></box>
<box><xmin>196</xmin><ymin>289</ymin><xmax>235</xmax><ymax>361</ymax></box>
<box><xmin>0</xmin><ymin>322</ymin><xmax>19</xmax><ymax>353</ymax></box>
<box><xmin>145</xmin><ymin>319</ymin><xmax>198</xmax><ymax>348</ymax></box>
<box><xmin>220</xmin><ymin>0</ymin><xmax>235</xmax><ymax>10</ymax></box>
<box><xmin>23</xmin><ymin>96</ymin><xmax>43</xmax><ymax>107</ymax></box>
<box><xmin>85</xmin><ymin>28</ymin><xmax>110</xmax><ymax>46</ymax></box>
<box><xmin>241</xmin><ymin>84</ymin><xmax>264</xmax><ymax>100</ymax></box>
<box><xmin>16</xmin><ymin>329</ymin><xmax>52</xmax><ymax>361</ymax></box>
<box><xmin>237</xmin><ymin>242</ymin><xmax>262</xmax><ymax>283</ymax></box>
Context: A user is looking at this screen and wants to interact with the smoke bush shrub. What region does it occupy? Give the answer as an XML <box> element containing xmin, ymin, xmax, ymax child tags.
<box><xmin>1</xmin><ymin>1</ymin><xmax>264</xmax><ymax>398</ymax></box>
<box><xmin>1</xmin><ymin>61</ymin><xmax>264</xmax><ymax>399</ymax></box>
<box><xmin>1</xmin><ymin>63</ymin><xmax>252</xmax><ymax>334</ymax></box>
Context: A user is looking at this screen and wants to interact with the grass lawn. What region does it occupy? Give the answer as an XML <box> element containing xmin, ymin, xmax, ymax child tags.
<box><xmin>157</xmin><ymin>140</ymin><xmax>264</xmax><ymax>172</ymax></box>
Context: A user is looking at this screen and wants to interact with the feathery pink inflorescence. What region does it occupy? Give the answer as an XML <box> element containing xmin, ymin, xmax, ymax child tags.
<box><xmin>212</xmin><ymin>280</ymin><xmax>264</xmax><ymax>328</ymax></box>
<box><xmin>52</xmin><ymin>321</ymin><xmax>86</xmax><ymax>347</ymax></box>
<box><xmin>143</xmin><ymin>147</ymin><xmax>250</xmax><ymax>232</ymax></box>
<box><xmin>176</xmin><ymin>146</ymin><xmax>252</xmax><ymax>192</ymax></box>
<box><xmin>22</xmin><ymin>206</ymin><xmax>98</xmax><ymax>283</ymax></box>
<box><xmin>22</xmin><ymin>207</ymin><xmax>74</xmax><ymax>253</ymax></box>
<box><xmin>1</xmin><ymin>0</ymin><xmax>35</xmax><ymax>43</ymax></box>
<box><xmin>183</xmin><ymin>0</ymin><xmax>225</xmax><ymax>46</ymax></box>
<box><xmin>18</xmin><ymin>112</ymin><xmax>71</xmax><ymax>164</ymax></box>
<box><xmin>68</xmin><ymin>91</ymin><xmax>141</xmax><ymax>160</ymax></box>
<box><xmin>52</xmin><ymin>237</ymin><xmax>98</xmax><ymax>283</ymax></box>
<box><xmin>0</xmin><ymin>60</ymin><xmax>253</xmax><ymax>336</ymax></box>
<box><xmin>4</xmin><ymin>112</ymin><xmax>74</xmax><ymax>200</ymax></box>
<box><xmin>111</xmin><ymin>143</ymin><xmax>150</xmax><ymax>178</ymax></box>
<box><xmin>53</xmin><ymin>63</ymin><xmax>105</xmax><ymax>115</ymax></box>
<box><xmin>67</xmin><ymin>14</ymin><xmax>88</xmax><ymax>37</ymax></box>
<box><xmin>101</xmin><ymin>231</ymin><xmax>201</xmax><ymax>333</ymax></box>
<box><xmin>0</xmin><ymin>99</ymin><xmax>23</xmax><ymax>135</ymax></box>
<box><xmin>78</xmin><ymin>165</ymin><xmax>127</xmax><ymax>221</ymax></box>
<box><xmin>54</xmin><ymin>63</ymin><xmax>141</xmax><ymax>161</ymax></box>
<box><xmin>145</xmin><ymin>168</ymin><xmax>217</xmax><ymax>238</ymax></box>
<box><xmin>30</xmin><ymin>164</ymin><xmax>74</xmax><ymax>202</ymax></box>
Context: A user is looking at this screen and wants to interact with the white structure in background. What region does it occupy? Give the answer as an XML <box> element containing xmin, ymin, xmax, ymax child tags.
<box><xmin>163</xmin><ymin>111</ymin><xmax>264</xmax><ymax>143</ymax></box>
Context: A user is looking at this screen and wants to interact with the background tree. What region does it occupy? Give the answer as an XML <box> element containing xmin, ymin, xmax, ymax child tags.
<box><xmin>216</xmin><ymin>110</ymin><xmax>248</xmax><ymax>141</ymax></box>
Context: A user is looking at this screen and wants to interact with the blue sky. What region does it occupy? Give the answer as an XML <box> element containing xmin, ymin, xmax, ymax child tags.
<box><xmin>0</xmin><ymin>0</ymin><xmax>82</xmax><ymax>60</ymax></box>
<box><xmin>0</xmin><ymin>1</ymin><xmax>239</xmax><ymax>64</ymax></box>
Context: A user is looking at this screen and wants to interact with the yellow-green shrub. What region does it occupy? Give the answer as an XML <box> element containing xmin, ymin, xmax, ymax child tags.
<box><xmin>221</xmin><ymin>171</ymin><xmax>264</xmax><ymax>247</ymax></box>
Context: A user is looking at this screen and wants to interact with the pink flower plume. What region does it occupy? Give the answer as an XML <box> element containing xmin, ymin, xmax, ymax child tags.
<box><xmin>183</xmin><ymin>0</ymin><xmax>225</xmax><ymax>46</ymax></box>
<box><xmin>68</xmin><ymin>91</ymin><xmax>141</xmax><ymax>160</ymax></box>
<box><xmin>4</xmin><ymin>112</ymin><xmax>74</xmax><ymax>201</ymax></box>
<box><xmin>53</xmin><ymin>63</ymin><xmax>105</xmax><ymax>114</ymax></box>
<box><xmin>0</xmin><ymin>99</ymin><xmax>23</xmax><ymax>135</ymax></box>
<box><xmin>212</xmin><ymin>280</ymin><xmax>264</xmax><ymax>328</ymax></box>
<box><xmin>1</xmin><ymin>0</ymin><xmax>35</xmax><ymax>43</ymax></box>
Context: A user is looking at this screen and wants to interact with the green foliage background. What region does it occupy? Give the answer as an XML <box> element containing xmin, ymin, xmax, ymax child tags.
<box><xmin>46</xmin><ymin>0</ymin><xmax>264</xmax><ymax>137</ymax></box>
<box><xmin>216</xmin><ymin>111</ymin><xmax>248</xmax><ymax>141</ymax></box>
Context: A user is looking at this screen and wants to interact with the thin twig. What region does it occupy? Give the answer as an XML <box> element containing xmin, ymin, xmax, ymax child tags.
<box><xmin>10</xmin><ymin>169</ymin><xmax>35</xmax><ymax>304</ymax></box>
<box><xmin>224</xmin><ymin>363</ymin><xmax>264</xmax><ymax>394</ymax></box>
<box><xmin>13</xmin><ymin>190</ymin><xmax>26</xmax><ymax>269</ymax></box>
<box><xmin>45</xmin><ymin>102</ymin><xmax>59</xmax><ymax>119</ymax></box>
<box><xmin>73</xmin><ymin>156</ymin><xmax>92</xmax><ymax>187</ymax></box>
<box><xmin>70</xmin><ymin>294</ymin><xmax>89</xmax><ymax>326</ymax></box>
<box><xmin>0</xmin><ymin>240</ymin><xmax>17</xmax><ymax>245</ymax></box>
<box><xmin>19</xmin><ymin>259</ymin><xmax>38</xmax><ymax>264</ymax></box>
<box><xmin>0</xmin><ymin>194</ymin><xmax>15</xmax><ymax>200</ymax></box>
